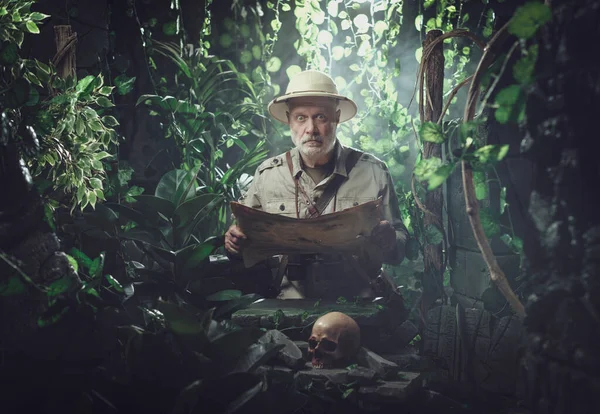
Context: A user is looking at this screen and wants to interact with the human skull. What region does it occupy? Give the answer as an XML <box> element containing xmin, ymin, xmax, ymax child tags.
<box><xmin>308</xmin><ymin>312</ymin><xmax>360</xmax><ymax>369</ymax></box>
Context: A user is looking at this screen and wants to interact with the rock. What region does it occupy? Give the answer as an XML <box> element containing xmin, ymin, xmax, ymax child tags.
<box><xmin>255</xmin><ymin>365</ymin><xmax>295</xmax><ymax>383</ymax></box>
<box><xmin>258</xmin><ymin>330</ymin><xmax>305</xmax><ymax>369</ymax></box>
<box><xmin>347</xmin><ymin>366</ymin><xmax>380</xmax><ymax>385</ymax></box>
<box><xmin>232</xmin><ymin>299</ymin><xmax>385</xmax><ymax>331</ymax></box>
<box><xmin>294</xmin><ymin>340</ymin><xmax>308</xmax><ymax>359</ymax></box>
<box><xmin>356</xmin><ymin>347</ymin><xmax>399</xmax><ymax>379</ymax></box>
<box><xmin>391</xmin><ymin>320</ymin><xmax>419</xmax><ymax>348</ymax></box>
<box><xmin>358</xmin><ymin>372</ymin><xmax>421</xmax><ymax>402</ymax></box>
<box><xmin>381</xmin><ymin>348</ymin><xmax>421</xmax><ymax>372</ymax></box>
<box><xmin>294</xmin><ymin>363</ymin><xmax>349</xmax><ymax>388</ymax></box>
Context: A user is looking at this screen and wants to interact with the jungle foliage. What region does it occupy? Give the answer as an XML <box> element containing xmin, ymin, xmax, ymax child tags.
<box><xmin>0</xmin><ymin>0</ymin><xmax>551</xmax><ymax>411</ymax></box>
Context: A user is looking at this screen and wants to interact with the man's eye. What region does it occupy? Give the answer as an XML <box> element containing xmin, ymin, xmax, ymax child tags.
<box><xmin>296</xmin><ymin>115</ymin><xmax>306</xmax><ymax>121</ymax></box>
<box><xmin>317</xmin><ymin>114</ymin><xmax>326</xmax><ymax>120</ymax></box>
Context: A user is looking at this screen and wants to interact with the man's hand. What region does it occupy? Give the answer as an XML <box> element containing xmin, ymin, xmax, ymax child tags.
<box><xmin>224</xmin><ymin>224</ymin><xmax>247</xmax><ymax>256</ymax></box>
<box><xmin>370</xmin><ymin>220</ymin><xmax>396</xmax><ymax>253</ymax></box>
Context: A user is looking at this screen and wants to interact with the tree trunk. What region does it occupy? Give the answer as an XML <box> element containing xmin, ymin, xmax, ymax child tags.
<box><xmin>522</xmin><ymin>0</ymin><xmax>600</xmax><ymax>412</ymax></box>
<box><xmin>421</xmin><ymin>30</ymin><xmax>445</xmax><ymax>311</ymax></box>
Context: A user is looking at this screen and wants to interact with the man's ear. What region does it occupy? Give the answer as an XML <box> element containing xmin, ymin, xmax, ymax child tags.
<box><xmin>335</xmin><ymin>109</ymin><xmax>341</xmax><ymax>123</ymax></box>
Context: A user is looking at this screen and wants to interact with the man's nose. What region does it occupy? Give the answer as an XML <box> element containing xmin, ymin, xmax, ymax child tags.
<box><xmin>305</xmin><ymin>118</ymin><xmax>317</xmax><ymax>134</ymax></box>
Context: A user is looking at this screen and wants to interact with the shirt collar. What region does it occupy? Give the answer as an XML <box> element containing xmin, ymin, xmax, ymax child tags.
<box><xmin>290</xmin><ymin>139</ymin><xmax>350</xmax><ymax>178</ymax></box>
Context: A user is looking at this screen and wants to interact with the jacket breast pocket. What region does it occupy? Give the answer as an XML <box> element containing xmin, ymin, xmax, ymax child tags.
<box><xmin>336</xmin><ymin>197</ymin><xmax>375</xmax><ymax>212</ymax></box>
<box><xmin>265</xmin><ymin>199</ymin><xmax>298</xmax><ymax>218</ymax></box>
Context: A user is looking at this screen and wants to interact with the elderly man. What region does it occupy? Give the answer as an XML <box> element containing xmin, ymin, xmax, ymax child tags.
<box><xmin>225</xmin><ymin>70</ymin><xmax>408</xmax><ymax>299</ymax></box>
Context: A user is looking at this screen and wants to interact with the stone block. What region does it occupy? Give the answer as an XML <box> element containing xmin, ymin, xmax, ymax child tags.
<box><xmin>347</xmin><ymin>366</ymin><xmax>380</xmax><ymax>385</ymax></box>
<box><xmin>356</xmin><ymin>347</ymin><xmax>400</xmax><ymax>379</ymax></box>
<box><xmin>451</xmin><ymin>248</ymin><xmax>521</xmax><ymax>303</ymax></box>
<box><xmin>258</xmin><ymin>330</ymin><xmax>304</xmax><ymax>369</ymax></box>
<box><xmin>294</xmin><ymin>363</ymin><xmax>349</xmax><ymax>388</ymax></box>
<box><xmin>357</xmin><ymin>372</ymin><xmax>421</xmax><ymax>402</ymax></box>
<box><xmin>255</xmin><ymin>365</ymin><xmax>295</xmax><ymax>383</ymax></box>
<box><xmin>232</xmin><ymin>299</ymin><xmax>385</xmax><ymax>332</ymax></box>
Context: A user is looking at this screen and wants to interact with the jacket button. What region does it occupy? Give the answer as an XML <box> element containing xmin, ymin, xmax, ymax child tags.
<box><xmin>353</xmin><ymin>201</ymin><xmax>359</xmax><ymax>206</ymax></box>
<box><xmin>279</xmin><ymin>204</ymin><xmax>285</xmax><ymax>211</ymax></box>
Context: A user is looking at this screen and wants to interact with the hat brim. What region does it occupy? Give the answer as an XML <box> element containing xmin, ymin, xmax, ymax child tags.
<box><xmin>268</xmin><ymin>92</ymin><xmax>358</xmax><ymax>124</ymax></box>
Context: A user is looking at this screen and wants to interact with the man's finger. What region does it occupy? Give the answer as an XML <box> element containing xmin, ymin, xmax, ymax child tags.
<box><xmin>229</xmin><ymin>226</ymin><xmax>247</xmax><ymax>240</ymax></box>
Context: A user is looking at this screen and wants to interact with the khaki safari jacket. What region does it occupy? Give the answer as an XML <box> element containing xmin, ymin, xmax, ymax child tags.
<box><xmin>240</xmin><ymin>141</ymin><xmax>408</xmax><ymax>264</ymax></box>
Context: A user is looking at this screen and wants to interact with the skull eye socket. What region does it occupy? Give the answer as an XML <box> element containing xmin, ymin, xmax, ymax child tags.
<box><xmin>308</xmin><ymin>339</ymin><xmax>319</xmax><ymax>349</ymax></box>
<box><xmin>320</xmin><ymin>339</ymin><xmax>337</xmax><ymax>352</ymax></box>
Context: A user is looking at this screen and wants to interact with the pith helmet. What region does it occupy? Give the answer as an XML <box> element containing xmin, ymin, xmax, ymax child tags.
<box><xmin>268</xmin><ymin>70</ymin><xmax>358</xmax><ymax>124</ymax></box>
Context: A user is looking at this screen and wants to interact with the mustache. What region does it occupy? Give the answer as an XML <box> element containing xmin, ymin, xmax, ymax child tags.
<box><xmin>301</xmin><ymin>136</ymin><xmax>324</xmax><ymax>143</ymax></box>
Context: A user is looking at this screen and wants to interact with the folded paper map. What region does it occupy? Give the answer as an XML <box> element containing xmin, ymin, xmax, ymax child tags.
<box><xmin>231</xmin><ymin>198</ymin><xmax>382</xmax><ymax>268</ymax></box>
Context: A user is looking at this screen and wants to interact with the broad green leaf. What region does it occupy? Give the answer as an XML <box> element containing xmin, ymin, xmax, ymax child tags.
<box><xmin>96</xmin><ymin>96</ymin><xmax>114</xmax><ymax>107</ymax></box>
<box><xmin>428</xmin><ymin>163</ymin><xmax>454</xmax><ymax>190</ymax></box>
<box><xmin>157</xmin><ymin>301</ymin><xmax>206</xmax><ymax>335</ymax></box>
<box><xmin>494</xmin><ymin>85</ymin><xmax>526</xmax><ymax>124</ymax></box>
<box><xmin>114</xmin><ymin>74</ymin><xmax>136</xmax><ymax>95</ymax></box>
<box><xmin>90</xmin><ymin>178</ymin><xmax>103</xmax><ymax>189</ymax></box>
<box><xmin>500</xmin><ymin>234</ymin><xmax>524</xmax><ymax>254</ymax></box>
<box><xmin>105</xmin><ymin>274</ymin><xmax>124</xmax><ymax>292</ymax></box>
<box><xmin>513</xmin><ymin>44</ymin><xmax>538</xmax><ymax>84</ymax></box>
<box><xmin>207</xmin><ymin>327</ymin><xmax>264</xmax><ymax>360</ymax></box>
<box><xmin>508</xmin><ymin>2</ymin><xmax>551</xmax><ymax>39</ymax></box>
<box><xmin>173</xmin><ymin>193</ymin><xmax>223</xmax><ymax>228</ymax></box>
<box><xmin>0</xmin><ymin>276</ymin><xmax>27</xmax><ymax>296</ymax></box>
<box><xmin>474</xmin><ymin>144</ymin><xmax>510</xmax><ymax>164</ymax></box>
<box><xmin>25</xmin><ymin>21</ymin><xmax>39</xmax><ymax>33</ymax></box>
<box><xmin>0</xmin><ymin>42</ymin><xmax>18</xmax><ymax>65</ymax></box>
<box><xmin>47</xmin><ymin>276</ymin><xmax>73</xmax><ymax>297</ymax></box>
<box><xmin>419</xmin><ymin>121</ymin><xmax>445</xmax><ymax>144</ymax></box>
<box><xmin>181</xmin><ymin>237</ymin><xmax>222</xmax><ymax>270</ymax></box>
<box><xmin>162</xmin><ymin>21</ymin><xmax>178</xmax><ymax>36</ymax></box>
<box><xmin>76</xmin><ymin>75</ymin><xmax>95</xmax><ymax>95</ymax></box>
<box><xmin>133</xmin><ymin>195</ymin><xmax>176</xmax><ymax>221</ymax></box>
<box><xmin>102</xmin><ymin>115</ymin><xmax>119</xmax><ymax>127</ymax></box>
<box><xmin>480</xmin><ymin>207</ymin><xmax>501</xmax><ymax>238</ymax></box>
<box><xmin>206</xmin><ymin>289</ymin><xmax>242</xmax><ymax>301</ymax></box>
<box><xmin>424</xmin><ymin>224</ymin><xmax>443</xmax><ymax>245</ymax></box>
<box><xmin>414</xmin><ymin>157</ymin><xmax>442</xmax><ymax>181</ymax></box>
<box><xmin>266</xmin><ymin>56</ymin><xmax>281</xmax><ymax>72</ymax></box>
<box><xmin>89</xmin><ymin>252</ymin><xmax>105</xmax><ymax>278</ymax></box>
<box><xmin>286</xmin><ymin>65</ymin><xmax>302</xmax><ymax>80</ymax></box>
<box><xmin>473</xmin><ymin>171</ymin><xmax>488</xmax><ymax>200</ymax></box>
<box><xmin>317</xmin><ymin>30</ymin><xmax>333</xmax><ymax>45</ymax></box>
<box><xmin>155</xmin><ymin>169</ymin><xmax>196</xmax><ymax>205</ymax></box>
<box><xmin>405</xmin><ymin>238</ymin><xmax>420</xmax><ymax>261</ymax></box>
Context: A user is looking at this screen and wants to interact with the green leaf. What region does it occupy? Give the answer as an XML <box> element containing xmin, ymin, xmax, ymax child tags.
<box><xmin>0</xmin><ymin>276</ymin><xmax>27</xmax><ymax>296</ymax></box>
<box><xmin>494</xmin><ymin>84</ymin><xmax>526</xmax><ymax>124</ymax></box>
<box><xmin>428</xmin><ymin>163</ymin><xmax>454</xmax><ymax>190</ymax></box>
<box><xmin>513</xmin><ymin>44</ymin><xmax>538</xmax><ymax>84</ymax></box>
<box><xmin>105</xmin><ymin>274</ymin><xmax>124</xmax><ymax>292</ymax></box>
<box><xmin>180</xmin><ymin>238</ymin><xmax>222</xmax><ymax>270</ymax></box>
<box><xmin>102</xmin><ymin>115</ymin><xmax>119</xmax><ymax>127</ymax></box>
<box><xmin>419</xmin><ymin>122</ymin><xmax>445</xmax><ymax>144</ymax></box>
<box><xmin>90</xmin><ymin>178</ymin><xmax>103</xmax><ymax>189</ymax></box>
<box><xmin>173</xmin><ymin>193</ymin><xmax>223</xmax><ymax>228</ymax></box>
<box><xmin>0</xmin><ymin>42</ymin><xmax>18</xmax><ymax>65</ymax></box>
<box><xmin>155</xmin><ymin>169</ymin><xmax>196</xmax><ymax>205</ymax></box>
<box><xmin>25</xmin><ymin>21</ymin><xmax>39</xmax><ymax>33</ymax></box>
<box><xmin>473</xmin><ymin>171</ymin><xmax>488</xmax><ymax>200</ymax></box>
<box><xmin>414</xmin><ymin>157</ymin><xmax>442</xmax><ymax>181</ymax></box>
<box><xmin>266</xmin><ymin>56</ymin><xmax>281</xmax><ymax>72</ymax></box>
<box><xmin>508</xmin><ymin>2</ymin><xmax>551</xmax><ymax>39</ymax></box>
<box><xmin>47</xmin><ymin>276</ymin><xmax>74</xmax><ymax>297</ymax></box>
<box><xmin>207</xmin><ymin>327</ymin><xmax>264</xmax><ymax>360</ymax></box>
<box><xmin>480</xmin><ymin>207</ymin><xmax>501</xmax><ymax>238</ymax></box>
<box><xmin>424</xmin><ymin>224</ymin><xmax>443</xmax><ymax>245</ymax></box>
<box><xmin>132</xmin><ymin>195</ymin><xmax>176</xmax><ymax>221</ymax></box>
<box><xmin>114</xmin><ymin>74</ymin><xmax>136</xmax><ymax>95</ymax></box>
<box><xmin>76</xmin><ymin>75</ymin><xmax>95</xmax><ymax>95</ymax></box>
<box><xmin>206</xmin><ymin>289</ymin><xmax>242</xmax><ymax>301</ymax></box>
<box><xmin>157</xmin><ymin>301</ymin><xmax>206</xmax><ymax>335</ymax></box>
<box><xmin>500</xmin><ymin>234</ymin><xmax>524</xmax><ymax>254</ymax></box>
<box><xmin>162</xmin><ymin>21</ymin><xmax>178</xmax><ymax>36</ymax></box>
<box><xmin>64</xmin><ymin>254</ymin><xmax>78</xmax><ymax>273</ymax></box>
<box><xmin>474</xmin><ymin>144</ymin><xmax>510</xmax><ymax>164</ymax></box>
<box><xmin>89</xmin><ymin>253</ymin><xmax>105</xmax><ymax>278</ymax></box>
<box><xmin>96</xmin><ymin>96</ymin><xmax>114</xmax><ymax>107</ymax></box>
